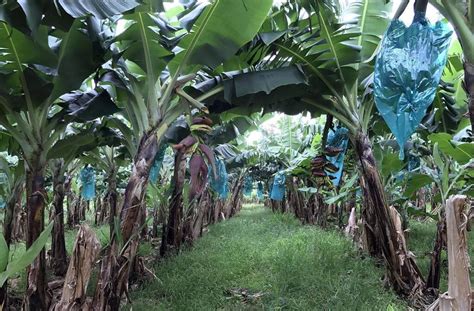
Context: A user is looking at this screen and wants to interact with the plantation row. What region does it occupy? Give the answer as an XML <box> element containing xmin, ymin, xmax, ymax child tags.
<box><xmin>0</xmin><ymin>0</ymin><xmax>473</xmax><ymax>310</ymax></box>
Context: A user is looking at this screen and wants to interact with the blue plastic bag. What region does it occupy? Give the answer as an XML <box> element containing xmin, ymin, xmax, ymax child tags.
<box><xmin>325</xmin><ymin>127</ymin><xmax>349</xmax><ymax>187</ymax></box>
<box><xmin>270</xmin><ymin>172</ymin><xmax>286</xmax><ymax>201</ymax></box>
<box><xmin>209</xmin><ymin>158</ymin><xmax>229</xmax><ymax>199</ymax></box>
<box><xmin>222</xmin><ymin>181</ymin><xmax>229</xmax><ymax>199</ymax></box>
<box><xmin>80</xmin><ymin>166</ymin><xmax>96</xmax><ymax>201</ymax></box>
<box><xmin>395</xmin><ymin>153</ymin><xmax>420</xmax><ymax>181</ymax></box>
<box><xmin>149</xmin><ymin>144</ymin><xmax>168</xmax><ymax>184</ymax></box>
<box><xmin>408</xmin><ymin>153</ymin><xmax>421</xmax><ymax>172</ymax></box>
<box><xmin>257</xmin><ymin>181</ymin><xmax>264</xmax><ymax>201</ymax></box>
<box><xmin>374</xmin><ymin>12</ymin><xmax>452</xmax><ymax>159</ymax></box>
<box><xmin>243</xmin><ymin>176</ymin><xmax>253</xmax><ymax>196</ymax></box>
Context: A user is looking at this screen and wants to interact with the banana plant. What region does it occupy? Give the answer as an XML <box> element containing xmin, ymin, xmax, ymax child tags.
<box><xmin>405</xmin><ymin>134</ymin><xmax>474</xmax><ymax>205</ymax></box>
<box><xmin>161</xmin><ymin>116</ymin><xmax>219</xmax><ymax>255</ymax></box>
<box><xmin>427</xmin><ymin>0</ymin><xmax>474</xmax><ymax>133</ymax></box>
<box><xmin>422</xmin><ymin>40</ymin><xmax>469</xmax><ymax>134</ymax></box>
<box><xmin>0</xmin><ymin>2</ymin><xmax>138</xmax><ymax>308</ymax></box>
<box><xmin>0</xmin><ymin>153</ymin><xmax>23</xmax><ymax>308</ymax></box>
<box><xmin>268</xmin><ymin>1</ymin><xmax>431</xmax><ymax>298</ymax></box>
<box><xmin>0</xmin><ymin>222</ymin><xmax>52</xmax><ymax>309</ymax></box>
<box><xmin>193</xmin><ymin>0</ymin><xmax>433</xmax><ymax>299</ymax></box>
<box><xmin>401</xmin><ymin>132</ymin><xmax>474</xmax><ymax>289</ymax></box>
<box><xmin>47</xmin><ymin>124</ymin><xmax>122</xmax><ymax>276</ymax></box>
<box><xmin>91</xmin><ymin>1</ymin><xmax>273</xmax><ymax>308</ymax></box>
<box><xmin>0</xmin><ymin>152</ymin><xmax>23</xmax><ymax>244</ymax></box>
<box><xmin>82</xmin><ymin>146</ymin><xmax>125</xmax><ymax>233</ymax></box>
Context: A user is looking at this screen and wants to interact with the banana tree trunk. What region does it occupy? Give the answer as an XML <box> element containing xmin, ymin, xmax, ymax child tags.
<box><xmin>465</xmin><ymin>62</ymin><xmax>474</xmax><ymax>133</ymax></box>
<box><xmin>139</xmin><ymin>201</ymin><xmax>148</xmax><ymax>239</ymax></box>
<box><xmin>65</xmin><ymin>174</ymin><xmax>73</xmax><ymax>228</ymax></box>
<box><xmin>12</xmin><ymin>195</ymin><xmax>25</xmax><ymax>242</ymax></box>
<box><xmin>314</xmin><ymin>194</ymin><xmax>327</xmax><ymax>228</ymax></box>
<box><xmin>426</xmin><ymin>216</ymin><xmax>446</xmax><ymax>291</ymax></box>
<box><xmin>415</xmin><ymin>187</ymin><xmax>426</xmax><ymax>213</ymax></box>
<box><xmin>71</xmin><ymin>195</ymin><xmax>81</xmax><ymax>227</ymax></box>
<box><xmin>93</xmin><ymin>131</ymin><xmax>158</xmax><ymax>310</ymax></box>
<box><xmin>0</xmin><ymin>181</ymin><xmax>23</xmax><ymax>308</ymax></box>
<box><xmin>287</xmin><ymin>178</ymin><xmax>304</xmax><ymax>220</ymax></box>
<box><xmin>191</xmin><ymin>190</ymin><xmax>211</xmax><ymax>241</ymax></box>
<box><xmin>211</xmin><ymin>199</ymin><xmax>223</xmax><ymax>224</ymax></box>
<box><xmin>161</xmin><ymin>149</ymin><xmax>186</xmax><ymax>256</ymax></box>
<box><xmin>94</xmin><ymin>197</ymin><xmax>100</xmax><ymax>225</ymax></box>
<box><xmin>105</xmin><ymin>167</ymin><xmax>118</xmax><ymax>235</ymax></box>
<box><xmin>24</xmin><ymin>161</ymin><xmax>49</xmax><ymax>310</ymax></box>
<box><xmin>51</xmin><ymin>160</ymin><xmax>68</xmax><ymax>276</ymax></box>
<box><xmin>151</xmin><ymin>201</ymin><xmax>163</xmax><ymax>238</ymax></box>
<box><xmin>80</xmin><ymin>199</ymin><xmax>87</xmax><ymax>222</ymax></box>
<box><xmin>354</xmin><ymin>131</ymin><xmax>427</xmax><ymax>302</ymax></box>
<box><xmin>225</xmin><ymin>175</ymin><xmax>244</xmax><ymax>218</ymax></box>
<box><xmin>97</xmin><ymin>196</ymin><xmax>105</xmax><ymax>224</ymax></box>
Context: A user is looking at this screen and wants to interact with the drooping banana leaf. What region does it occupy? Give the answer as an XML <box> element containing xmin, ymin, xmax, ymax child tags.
<box><xmin>58</xmin><ymin>0</ymin><xmax>140</xmax><ymax>19</ymax></box>
<box><xmin>170</xmin><ymin>0</ymin><xmax>273</xmax><ymax>73</ymax></box>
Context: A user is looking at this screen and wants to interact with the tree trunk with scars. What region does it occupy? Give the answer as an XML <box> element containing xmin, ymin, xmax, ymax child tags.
<box><xmin>426</xmin><ymin>216</ymin><xmax>446</xmax><ymax>291</ymax></box>
<box><xmin>151</xmin><ymin>201</ymin><xmax>163</xmax><ymax>238</ymax></box>
<box><xmin>139</xmin><ymin>201</ymin><xmax>148</xmax><ymax>239</ymax></box>
<box><xmin>51</xmin><ymin>160</ymin><xmax>68</xmax><ymax>276</ymax></box>
<box><xmin>161</xmin><ymin>149</ymin><xmax>187</xmax><ymax>256</ymax></box>
<box><xmin>105</xmin><ymin>167</ymin><xmax>118</xmax><ymax>238</ymax></box>
<box><xmin>71</xmin><ymin>195</ymin><xmax>82</xmax><ymax>227</ymax></box>
<box><xmin>443</xmin><ymin>195</ymin><xmax>471</xmax><ymax>311</ymax></box>
<box><xmin>0</xmin><ymin>181</ymin><xmax>23</xmax><ymax>308</ymax></box>
<box><xmin>191</xmin><ymin>190</ymin><xmax>211</xmax><ymax>241</ymax></box>
<box><xmin>354</xmin><ymin>132</ymin><xmax>428</xmax><ymax>304</ymax></box>
<box><xmin>211</xmin><ymin>199</ymin><xmax>224</xmax><ymax>224</ymax></box>
<box><xmin>415</xmin><ymin>187</ymin><xmax>426</xmax><ymax>213</ymax></box>
<box><xmin>93</xmin><ymin>131</ymin><xmax>158</xmax><ymax>310</ymax></box>
<box><xmin>314</xmin><ymin>194</ymin><xmax>327</xmax><ymax>228</ymax></box>
<box><xmin>65</xmin><ymin>174</ymin><xmax>74</xmax><ymax>228</ymax></box>
<box><xmin>226</xmin><ymin>175</ymin><xmax>244</xmax><ymax>218</ymax></box>
<box><xmin>465</xmin><ymin>62</ymin><xmax>474</xmax><ymax>134</ymax></box>
<box><xmin>24</xmin><ymin>160</ymin><xmax>49</xmax><ymax>310</ymax></box>
<box><xmin>287</xmin><ymin>178</ymin><xmax>305</xmax><ymax>221</ymax></box>
<box><xmin>54</xmin><ymin>225</ymin><xmax>101</xmax><ymax>311</ymax></box>
<box><xmin>11</xmin><ymin>195</ymin><xmax>25</xmax><ymax>242</ymax></box>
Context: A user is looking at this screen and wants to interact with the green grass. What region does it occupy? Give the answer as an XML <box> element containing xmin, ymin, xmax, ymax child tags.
<box><xmin>127</xmin><ymin>204</ymin><xmax>405</xmax><ymax>310</ymax></box>
<box><xmin>3</xmin><ymin>204</ymin><xmax>471</xmax><ymax>309</ymax></box>
<box><xmin>407</xmin><ymin>220</ymin><xmax>474</xmax><ymax>293</ymax></box>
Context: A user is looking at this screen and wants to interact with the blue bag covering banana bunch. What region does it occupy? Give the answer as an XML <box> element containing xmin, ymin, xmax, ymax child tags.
<box><xmin>209</xmin><ymin>158</ymin><xmax>229</xmax><ymax>199</ymax></box>
<box><xmin>149</xmin><ymin>144</ymin><xmax>168</xmax><ymax>184</ymax></box>
<box><xmin>243</xmin><ymin>175</ymin><xmax>253</xmax><ymax>196</ymax></box>
<box><xmin>311</xmin><ymin>127</ymin><xmax>349</xmax><ymax>187</ymax></box>
<box><xmin>374</xmin><ymin>11</ymin><xmax>452</xmax><ymax>159</ymax></box>
<box><xmin>325</xmin><ymin>127</ymin><xmax>349</xmax><ymax>187</ymax></box>
<box><xmin>257</xmin><ymin>181</ymin><xmax>264</xmax><ymax>201</ymax></box>
<box><xmin>80</xmin><ymin>166</ymin><xmax>96</xmax><ymax>201</ymax></box>
<box><xmin>270</xmin><ymin>172</ymin><xmax>286</xmax><ymax>201</ymax></box>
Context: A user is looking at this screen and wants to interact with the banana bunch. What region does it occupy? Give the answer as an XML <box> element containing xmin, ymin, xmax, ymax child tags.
<box><xmin>310</xmin><ymin>146</ymin><xmax>343</xmax><ymax>180</ymax></box>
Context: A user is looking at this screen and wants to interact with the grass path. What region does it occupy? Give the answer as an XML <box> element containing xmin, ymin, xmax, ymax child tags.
<box><xmin>127</xmin><ymin>204</ymin><xmax>405</xmax><ymax>310</ymax></box>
